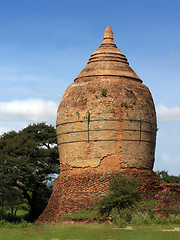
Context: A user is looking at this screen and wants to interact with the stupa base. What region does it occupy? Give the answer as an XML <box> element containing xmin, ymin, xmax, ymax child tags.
<box><xmin>38</xmin><ymin>164</ymin><xmax>159</xmax><ymax>223</ymax></box>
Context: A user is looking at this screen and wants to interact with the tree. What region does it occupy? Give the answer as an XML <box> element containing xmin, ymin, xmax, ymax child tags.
<box><xmin>0</xmin><ymin>123</ymin><xmax>59</xmax><ymax>221</ymax></box>
<box><xmin>98</xmin><ymin>174</ymin><xmax>141</xmax><ymax>216</ymax></box>
<box><xmin>0</xmin><ymin>187</ymin><xmax>27</xmax><ymax>217</ymax></box>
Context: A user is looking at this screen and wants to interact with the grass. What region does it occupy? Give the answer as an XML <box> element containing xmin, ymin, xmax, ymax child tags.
<box><xmin>62</xmin><ymin>208</ymin><xmax>101</xmax><ymax>221</ymax></box>
<box><xmin>0</xmin><ymin>223</ymin><xmax>180</xmax><ymax>240</ymax></box>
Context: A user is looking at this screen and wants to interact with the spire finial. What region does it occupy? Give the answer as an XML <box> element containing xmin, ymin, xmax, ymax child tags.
<box><xmin>100</xmin><ymin>26</ymin><xmax>116</xmax><ymax>48</ymax></box>
<box><xmin>104</xmin><ymin>26</ymin><xmax>113</xmax><ymax>39</ymax></box>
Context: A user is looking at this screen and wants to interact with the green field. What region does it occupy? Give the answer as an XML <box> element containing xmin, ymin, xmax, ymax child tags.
<box><xmin>0</xmin><ymin>224</ymin><xmax>180</xmax><ymax>240</ymax></box>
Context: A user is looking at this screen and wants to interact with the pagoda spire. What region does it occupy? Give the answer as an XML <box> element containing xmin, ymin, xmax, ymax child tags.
<box><xmin>100</xmin><ymin>26</ymin><xmax>117</xmax><ymax>48</ymax></box>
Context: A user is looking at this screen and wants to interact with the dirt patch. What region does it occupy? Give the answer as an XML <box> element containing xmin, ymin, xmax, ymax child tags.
<box><xmin>162</xmin><ymin>228</ymin><xmax>180</xmax><ymax>231</ymax></box>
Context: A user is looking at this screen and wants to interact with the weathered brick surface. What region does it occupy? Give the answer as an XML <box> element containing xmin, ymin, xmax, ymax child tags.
<box><xmin>56</xmin><ymin>77</ymin><xmax>156</xmax><ymax>169</ymax></box>
<box><xmin>39</xmin><ymin>27</ymin><xmax>158</xmax><ymax>223</ymax></box>
<box><xmin>38</xmin><ymin>163</ymin><xmax>159</xmax><ymax>223</ymax></box>
<box><xmin>38</xmin><ymin>163</ymin><xmax>180</xmax><ymax>223</ymax></box>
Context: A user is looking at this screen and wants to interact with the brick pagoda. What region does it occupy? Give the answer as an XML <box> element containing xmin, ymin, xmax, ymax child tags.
<box><xmin>38</xmin><ymin>26</ymin><xmax>157</xmax><ymax>222</ymax></box>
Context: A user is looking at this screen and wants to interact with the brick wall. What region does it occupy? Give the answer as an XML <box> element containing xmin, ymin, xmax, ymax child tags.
<box><xmin>56</xmin><ymin>77</ymin><xmax>157</xmax><ymax>169</ymax></box>
<box><xmin>38</xmin><ymin>167</ymin><xmax>161</xmax><ymax>223</ymax></box>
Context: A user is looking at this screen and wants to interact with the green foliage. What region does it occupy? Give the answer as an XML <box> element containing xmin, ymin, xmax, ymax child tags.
<box><xmin>113</xmin><ymin>215</ymin><xmax>128</xmax><ymax>228</ymax></box>
<box><xmin>167</xmin><ymin>214</ymin><xmax>180</xmax><ymax>224</ymax></box>
<box><xmin>112</xmin><ymin>207</ymin><xmax>133</xmax><ymax>223</ymax></box>
<box><xmin>131</xmin><ymin>212</ymin><xmax>180</xmax><ymax>225</ymax></box>
<box><xmin>123</xmin><ymin>101</ymin><xmax>128</xmax><ymax>108</ymax></box>
<box><xmin>98</xmin><ymin>174</ymin><xmax>141</xmax><ymax>216</ymax></box>
<box><xmin>0</xmin><ymin>123</ymin><xmax>59</xmax><ymax>222</ymax></box>
<box><xmin>0</xmin><ymin>187</ymin><xmax>28</xmax><ymax>218</ymax></box>
<box><xmin>131</xmin><ymin>212</ymin><xmax>152</xmax><ymax>225</ymax></box>
<box><xmin>156</xmin><ymin>170</ymin><xmax>180</xmax><ymax>184</ymax></box>
<box><xmin>62</xmin><ymin>208</ymin><xmax>99</xmax><ymax>221</ymax></box>
<box><xmin>0</xmin><ymin>219</ymin><xmax>35</xmax><ymax>228</ymax></box>
<box><xmin>101</xmin><ymin>88</ymin><xmax>107</xmax><ymax>97</ymax></box>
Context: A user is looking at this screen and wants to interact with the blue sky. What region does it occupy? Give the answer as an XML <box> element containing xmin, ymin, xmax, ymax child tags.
<box><xmin>0</xmin><ymin>0</ymin><xmax>180</xmax><ymax>175</ymax></box>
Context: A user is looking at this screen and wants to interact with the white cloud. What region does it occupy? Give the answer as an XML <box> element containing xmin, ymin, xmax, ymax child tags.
<box><xmin>0</xmin><ymin>99</ymin><xmax>58</xmax><ymax>122</ymax></box>
<box><xmin>156</xmin><ymin>104</ymin><xmax>180</xmax><ymax>122</ymax></box>
<box><xmin>0</xmin><ymin>122</ymin><xmax>29</xmax><ymax>135</ymax></box>
<box><xmin>160</xmin><ymin>153</ymin><xmax>180</xmax><ymax>166</ymax></box>
<box><xmin>154</xmin><ymin>152</ymin><xmax>180</xmax><ymax>176</ymax></box>
<box><xmin>159</xmin><ymin>153</ymin><xmax>180</xmax><ymax>175</ymax></box>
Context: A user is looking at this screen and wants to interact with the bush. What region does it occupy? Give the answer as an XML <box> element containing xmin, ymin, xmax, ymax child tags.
<box><xmin>98</xmin><ymin>174</ymin><xmax>141</xmax><ymax>216</ymax></box>
<box><xmin>131</xmin><ymin>212</ymin><xmax>180</xmax><ymax>225</ymax></box>
<box><xmin>168</xmin><ymin>214</ymin><xmax>180</xmax><ymax>224</ymax></box>
<box><xmin>154</xmin><ymin>185</ymin><xmax>179</xmax><ymax>213</ymax></box>
<box><xmin>0</xmin><ymin>219</ymin><xmax>34</xmax><ymax>228</ymax></box>
<box><xmin>131</xmin><ymin>212</ymin><xmax>152</xmax><ymax>225</ymax></box>
<box><xmin>113</xmin><ymin>215</ymin><xmax>128</xmax><ymax>228</ymax></box>
<box><xmin>116</xmin><ymin>207</ymin><xmax>133</xmax><ymax>223</ymax></box>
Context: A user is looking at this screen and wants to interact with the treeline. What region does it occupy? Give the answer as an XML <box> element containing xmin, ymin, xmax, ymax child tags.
<box><xmin>156</xmin><ymin>170</ymin><xmax>180</xmax><ymax>184</ymax></box>
<box><xmin>0</xmin><ymin>123</ymin><xmax>59</xmax><ymax>222</ymax></box>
